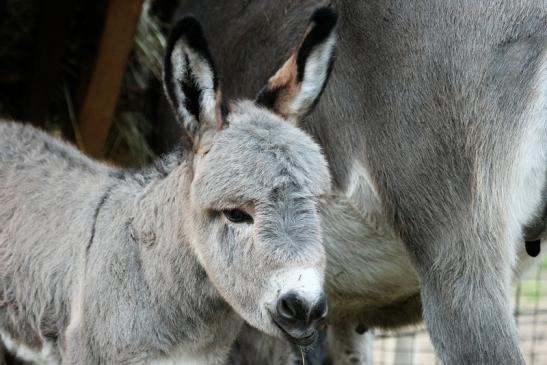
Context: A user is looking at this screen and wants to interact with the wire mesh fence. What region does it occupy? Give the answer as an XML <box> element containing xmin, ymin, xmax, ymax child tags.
<box><xmin>372</xmin><ymin>255</ymin><xmax>547</xmax><ymax>365</ymax></box>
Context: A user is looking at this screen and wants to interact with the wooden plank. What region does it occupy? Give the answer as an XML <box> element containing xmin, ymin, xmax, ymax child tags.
<box><xmin>78</xmin><ymin>0</ymin><xmax>144</xmax><ymax>158</ymax></box>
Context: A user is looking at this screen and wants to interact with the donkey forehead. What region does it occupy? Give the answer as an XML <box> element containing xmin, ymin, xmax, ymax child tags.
<box><xmin>192</xmin><ymin>106</ymin><xmax>331</xmax><ymax>207</ymax></box>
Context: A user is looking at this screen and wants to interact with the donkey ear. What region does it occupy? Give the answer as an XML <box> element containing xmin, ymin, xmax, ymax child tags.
<box><xmin>163</xmin><ymin>17</ymin><xmax>225</xmax><ymax>143</ymax></box>
<box><xmin>256</xmin><ymin>7</ymin><xmax>337</xmax><ymax>123</ymax></box>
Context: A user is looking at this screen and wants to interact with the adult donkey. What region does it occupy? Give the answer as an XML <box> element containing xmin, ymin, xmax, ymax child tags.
<box><xmin>175</xmin><ymin>1</ymin><xmax>547</xmax><ymax>364</ymax></box>
<box><xmin>0</xmin><ymin>11</ymin><xmax>337</xmax><ymax>364</ymax></box>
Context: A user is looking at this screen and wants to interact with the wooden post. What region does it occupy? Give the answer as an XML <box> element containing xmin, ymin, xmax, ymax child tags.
<box><xmin>78</xmin><ymin>0</ymin><xmax>144</xmax><ymax>158</ymax></box>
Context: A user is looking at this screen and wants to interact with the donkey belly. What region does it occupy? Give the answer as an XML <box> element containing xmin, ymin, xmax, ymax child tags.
<box><xmin>320</xmin><ymin>161</ymin><xmax>421</xmax><ymax>327</ymax></box>
<box><xmin>322</xmin><ymin>214</ymin><xmax>421</xmax><ymax>327</ymax></box>
<box><xmin>322</xmin><ymin>151</ymin><xmax>546</xmax><ymax>328</ymax></box>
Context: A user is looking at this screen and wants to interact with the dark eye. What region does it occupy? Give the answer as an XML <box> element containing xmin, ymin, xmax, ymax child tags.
<box><xmin>222</xmin><ymin>209</ymin><xmax>253</xmax><ymax>224</ymax></box>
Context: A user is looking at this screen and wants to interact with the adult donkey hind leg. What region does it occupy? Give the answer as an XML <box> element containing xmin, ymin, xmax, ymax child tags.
<box><xmin>0</xmin><ymin>10</ymin><xmax>337</xmax><ymax>365</ymax></box>
<box><xmin>360</xmin><ymin>3</ymin><xmax>547</xmax><ymax>364</ymax></box>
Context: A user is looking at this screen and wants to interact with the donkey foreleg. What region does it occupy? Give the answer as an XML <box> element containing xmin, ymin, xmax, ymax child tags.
<box><xmin>418</xmin><ymin>247</ymin><xmax>523</xmax><ymax>365</ymax></box>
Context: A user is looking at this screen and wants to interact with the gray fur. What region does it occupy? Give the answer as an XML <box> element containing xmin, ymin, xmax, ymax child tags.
<box><xmin>175</xmin><ymin>1</ymin><xmax>547</xmax><ymax>364</ymax></box>
<box><xmin>0</xmin><ymin>16</ymin><xmax>335</xmax><ymax>364</ymax></box>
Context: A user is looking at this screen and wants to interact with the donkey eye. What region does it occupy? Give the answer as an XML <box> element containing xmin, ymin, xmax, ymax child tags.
<box><xmin>222</xmin><ymin>209</ymin><xmax>253</xmax><ymax>224</ymax></box>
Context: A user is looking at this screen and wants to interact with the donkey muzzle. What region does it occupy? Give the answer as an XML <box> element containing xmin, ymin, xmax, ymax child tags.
<box><xmin>272</xmin><ymin>291</ymin><xmax>327</xmax><ymax>346</ymax></box>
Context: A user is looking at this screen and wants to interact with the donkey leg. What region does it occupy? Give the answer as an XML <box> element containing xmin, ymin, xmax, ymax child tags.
<box><xmin>408</xmin><ymin>227</ymin><xmax>524</xmax><ymax>365</ymax></box>
<box><xmin>326</xmin><ymin>323</ymin><xmax>373</xmax><ymax>365</ymax></box>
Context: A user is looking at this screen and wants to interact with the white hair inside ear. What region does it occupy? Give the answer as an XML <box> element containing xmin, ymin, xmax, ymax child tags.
<box><xmin>163</xmin><ymin>16</ymin><xmax>225</xmax><ymax>144</ymax></box>
<box><xmin>254</xmin><ymin>7</ymin><xmax>337</xmax><ymax>124</ymax></box>
<box><xmin>171</xmin><ymin>43</ymin><xmax>198</xmax><ymax>135</ymax></box>
<box><xmin>288</xmin><ymin>31</ymin><xmax>336</xmax><ymax>121</ymax></box>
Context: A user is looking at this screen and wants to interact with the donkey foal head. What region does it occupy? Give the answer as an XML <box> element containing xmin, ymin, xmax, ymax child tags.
<box><xmin>162</xmin><ymin>8</ymin><xmax>337</xmax><ymax>345</ymax></box>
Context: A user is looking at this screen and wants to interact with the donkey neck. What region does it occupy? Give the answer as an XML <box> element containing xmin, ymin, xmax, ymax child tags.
<box><xmin>125</xmin><ymin>150</ymin><xmax>239</xmax><ymax>350</ymax></box>
<box><xmin>129</xmin><ymin>149</ymin><xmax>195</xmax><ymax>254</ymax></box>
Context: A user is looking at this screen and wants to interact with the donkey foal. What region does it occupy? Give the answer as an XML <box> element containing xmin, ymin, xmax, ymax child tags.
<box><xmin>0</xmin><ymin>11</ymin><xmax>337</xmax><ymax>365</ymax></box>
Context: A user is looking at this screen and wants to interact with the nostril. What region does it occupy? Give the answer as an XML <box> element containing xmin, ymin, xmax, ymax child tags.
<box><xmin>279</xmin><ymin>297</ymin><xmax>297</xmax><ymax>320</ymax></box>
<box><xmin>276</xmin><ymin>292</ymin><xmax>305</xmax><ymax>323</ymax></box>
<box><xmin>310</xmin><ymin>292</ymin><xmax>328</xmax><ymax>322</ymax></box>
<box><xmin>276</xmin><ymin>292</ymin><xmax>328</xmax><ymax>327</ymax></box>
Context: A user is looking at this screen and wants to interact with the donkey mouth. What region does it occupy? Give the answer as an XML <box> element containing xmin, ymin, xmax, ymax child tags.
<box><xmin>270</xmin><ymin>314</ymin><xmax>319</xmax><ymax>347</ymax></box>
<box><xmin>287</xmin><ymin>329</ymin><xmax>318</xmax><ymax>347</ymax></box>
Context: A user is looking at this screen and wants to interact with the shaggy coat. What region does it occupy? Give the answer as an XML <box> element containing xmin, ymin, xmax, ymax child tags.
<box><xmin>0</xmin><ymin>10</ymin><xmax>337</xmax><ymax>365</ymax></box>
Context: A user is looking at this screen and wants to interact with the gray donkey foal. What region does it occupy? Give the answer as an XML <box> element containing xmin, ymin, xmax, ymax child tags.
<box><xmin>0</xmin><ymin>11</ymin><xmax>337</xmax><ymax>365</ymax></box>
